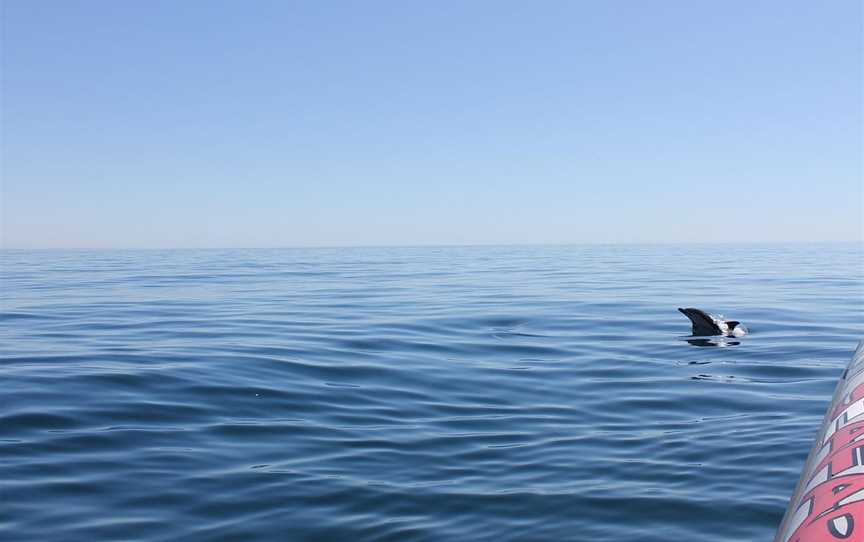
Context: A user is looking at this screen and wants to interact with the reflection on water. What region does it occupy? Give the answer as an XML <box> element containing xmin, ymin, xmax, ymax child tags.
<box><xmin>685</xmin><ymin>337</ymin><xmax>742</xmax><ymax>347</ymax></box>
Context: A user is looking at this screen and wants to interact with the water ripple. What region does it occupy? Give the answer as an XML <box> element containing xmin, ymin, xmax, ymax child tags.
<box><xmin>1</xmin><ymin>244</ymin><xmax>862</xmax><ymax>541</ymax></box>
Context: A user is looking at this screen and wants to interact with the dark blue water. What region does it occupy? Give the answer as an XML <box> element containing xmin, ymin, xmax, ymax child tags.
<box><xmin>2</xmin><ymin>245</ymin><xmax>862</xmax><ymax>541</ymax></box>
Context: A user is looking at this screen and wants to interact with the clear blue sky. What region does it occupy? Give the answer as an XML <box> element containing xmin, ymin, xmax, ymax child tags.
<box><xmin>2</xmin><ymin>1</ymin><xmax>861</xmax><ymax>248</ymax></box>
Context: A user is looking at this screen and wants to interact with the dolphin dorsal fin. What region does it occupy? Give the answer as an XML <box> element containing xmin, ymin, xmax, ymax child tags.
<box><xmin>678</xmin><ymin>307</ymin><xmax>722</xmax><ymax>336</ymax></box>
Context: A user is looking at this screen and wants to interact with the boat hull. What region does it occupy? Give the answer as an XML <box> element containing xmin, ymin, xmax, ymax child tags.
<box><xmin>776</xmin><ymin>341</ymin><xmax>864</xmax><ymax>542</ymax></box>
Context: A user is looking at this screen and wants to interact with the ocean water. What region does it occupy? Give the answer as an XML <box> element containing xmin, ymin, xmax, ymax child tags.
<box><xmin>1</xmin><ymin>244</ymin><xmax>862</xmax><ymax>541</ymax></box>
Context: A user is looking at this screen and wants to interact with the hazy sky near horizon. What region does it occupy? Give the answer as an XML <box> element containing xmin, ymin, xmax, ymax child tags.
<box><xmin>2</xmin><ymin>1</ymin><xmax>862</xmax><ymax>249</ymax></box>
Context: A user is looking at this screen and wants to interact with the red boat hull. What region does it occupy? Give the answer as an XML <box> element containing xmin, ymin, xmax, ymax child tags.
<box><xmin>776</xmin><ymin>342</ymin><xmax>864</xmax><ymax>542</ymax></box>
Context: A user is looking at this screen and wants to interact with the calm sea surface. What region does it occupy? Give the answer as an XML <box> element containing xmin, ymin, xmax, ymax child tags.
<box><xmin>2</xmin><ymin>244</ymin><xmax>862</xmax><ymax>541</ymax></box>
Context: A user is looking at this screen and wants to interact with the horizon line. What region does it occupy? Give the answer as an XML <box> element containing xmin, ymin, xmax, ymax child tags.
<box><xmin>2</xmin><ymin>240</ymin><xmax>862</xmax><ymax>251</ymax></box>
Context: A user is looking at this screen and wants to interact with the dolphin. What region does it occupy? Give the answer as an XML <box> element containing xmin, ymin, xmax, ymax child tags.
<box><xmin>678</xmin><ymin>307</ymin><xmax>748</xmax><ymax>337</ymax></box>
